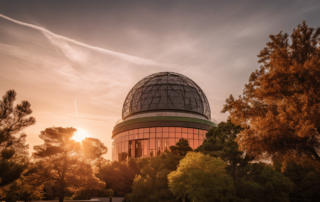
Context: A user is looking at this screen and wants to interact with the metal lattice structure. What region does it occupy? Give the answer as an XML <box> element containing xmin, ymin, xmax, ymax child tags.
<box><xmin>122</xmin><ymin>72</ymin><xmax>211</xmax><ymax>120</ymax></box>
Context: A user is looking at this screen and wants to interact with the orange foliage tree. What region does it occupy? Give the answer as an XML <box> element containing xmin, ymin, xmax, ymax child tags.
<box><xmin>222</xmin><ymin>22</ymin><xmax>320</xmax><ymax>168</ymax></box>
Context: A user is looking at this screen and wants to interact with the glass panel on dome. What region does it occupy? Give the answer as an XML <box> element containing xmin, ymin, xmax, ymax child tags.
<box><xmin>176</xmin><ymin>127</ymin><xmax>182</xmax><ymax>133</ymax></box>
<box><xmin>182</xmin><ymin>128</ymin><xmax>188</xmax><ymax>133</ymax></box>
<box><xmin>188</xmin><ymin>128</ymin><xmax>193</xmax><ymax>134</ymax></box>
<box><xmin>176</xmin><ymin>133</ymin><xmax>182</xmax><ymax>138</ymax></box>
<box><xmin>169</xmin><ymin>132</ymin><xmax>175</xmax><ymax>138</ymax></box>
<box><xmin>189</xmin><ymin>139</ymin><xmax>194</xmax><ymax>149</ymax></box>
<box><xmin>139</xmin><ymin>128</ymin><xmax>143</xmax><ymax>134</ymax></box>
<box><xmin>150</xmin><ymin>138</ymin><xmax>155</xmax><ymax>149</ymax></box>
<box><xmin>163</xmin><ymin>138</ymin><xmax>169</xmax><ymax>152</ymax></box>
<box><xmin>144</xmin><ymin>128</ymin><xmax>149</xmax><ymax>133</ymax></box>
<box><xmin>169</xmin><ymin>138</ymin><xmax>176</xmax><ymax>147</ymax></box>
<box><xmin>169</xmin><ymin>127</ymin><xmax>175</xmax><ymax>132</ymax></box>
<box><xmin>144</xmin><ymin>139</ymin><xmax>148</xmax><ymax>156</ymax></box>
<box><xmin>156</xmin><ymin>132</ymin><xmax>162</xmax><ymax>138</ymax></box>
<box><xmin>163</xmin><ymin>132</ymin><xmax>168</xmax><ymax>138</ymax></box>
<box><xmin>182</xmin><ymin>133</ymin><xmax>188</xmax><ymax>139</ymax></box>
<box><xmin>150</xmin><ymin>133</ymin><xmax>155</xmax><ymax>138</ymax></box>
<box><xmin>139</xmin><ymin>133</ymin><xmax>143</xmax><ymax>139</ymax></box>
<box><xmin>187</xmin><ymin>133</ymin><xmax>193</xmax><ymax>139</ymax></box>
<box><xmin>156</xmin><ymin>127</ymin><xmax>162</xmax><ymax>132</ymax></box>
<box><xmin>150</xmin><ymin>127</ymin><xmax>156</xmax><ymax>132</ymax></box>
<box><xmin>194</xmin><ymin>139</ymin><xmax>199</xmax><ymax>149</ymax></box>
<box><xmin>194</xmin><ymin>134</ymin><xmax>199</xmax><ymax>140</ymax></box>
<box><xmin>194</xmin><ymin>129</ymin><xmax>199</xmax><ymax>134</ymax></box>
<box><xmin>163</xmin><ymin>127</ymin><xmax>169</xmax><ymax>132</ymax></box>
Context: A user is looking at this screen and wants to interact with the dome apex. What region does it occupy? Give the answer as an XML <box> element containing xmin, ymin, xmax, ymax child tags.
<box><xmin>122</xmin><ymin>72</ymin><xmax>211</xmax><ymax>120</ymax></box>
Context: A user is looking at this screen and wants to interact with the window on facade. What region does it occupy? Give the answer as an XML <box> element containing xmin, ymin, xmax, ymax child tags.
<box><xmin>156</xmin><ymin>132</ymin><xmax>162</xmax><ymax>138</ymax></box>
<box><xmin>112</xmin><ymin>127</ymin><xmax>208</xmax><ymax>161</ymax></box>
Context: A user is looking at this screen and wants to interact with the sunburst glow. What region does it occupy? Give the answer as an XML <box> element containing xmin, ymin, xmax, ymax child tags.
<box><xmin>73</xmin><ymin>128</ymin><xmax>90</xmax><ymax>142</ymax></box>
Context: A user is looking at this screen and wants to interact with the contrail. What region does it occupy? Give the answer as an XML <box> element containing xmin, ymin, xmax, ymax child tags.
<box><xmin>75</xmin><ymin>100</ymin><xmax>77</xmax><ymax>117</ymax></box>
<box><xmin>0</xmin><ymin>13</ymin><xmax>166</xmax><ymax>66</ymax></box>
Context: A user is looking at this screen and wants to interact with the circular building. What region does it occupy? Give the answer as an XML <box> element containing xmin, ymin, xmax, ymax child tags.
<box><xmin>112</xmin><ymin>72</ymin><xmax>216</xmax><ymax>161</ymax></box>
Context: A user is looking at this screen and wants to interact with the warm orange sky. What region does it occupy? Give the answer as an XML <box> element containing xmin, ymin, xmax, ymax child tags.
<box><xmin>1</xmin><ymin>0</ymin><xmax>320</xmax><ymax>160</ymax></box>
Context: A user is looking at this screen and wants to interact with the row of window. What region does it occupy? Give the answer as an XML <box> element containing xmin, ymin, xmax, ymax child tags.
<box><xmin>113</xmin><ymin>127</ymin><xmax>206</xmax><ymax>144</ymax></box>
<box><xmin>112</xmin><ymin>127</ymin><xmax>208</xmax><ymax>161</ymax></box>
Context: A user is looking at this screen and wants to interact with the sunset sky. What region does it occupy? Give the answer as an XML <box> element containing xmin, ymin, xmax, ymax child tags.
<box><xmin>1</xmin><ymin>0</ymin><xmax>320</xmax><ymax>160</ymax></box>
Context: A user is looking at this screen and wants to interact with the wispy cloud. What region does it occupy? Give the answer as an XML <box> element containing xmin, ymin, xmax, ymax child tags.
<box><xmin>0</xmin><ymin>14</ymin><xmax>170</xmax><ymax>67</ymax></box>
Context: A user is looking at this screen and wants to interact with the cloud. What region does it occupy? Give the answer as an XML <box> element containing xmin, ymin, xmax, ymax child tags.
<box><xmin>0</xmin><ymin>14</ymin><xmax>170</xmax><ymax>67</ymax></box>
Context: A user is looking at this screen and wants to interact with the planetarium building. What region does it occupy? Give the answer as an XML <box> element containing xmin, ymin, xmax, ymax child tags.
<box><xmin>112</xmin><ymin>72</ymin><xmax>216</xmax><ymax>161</ymax></box>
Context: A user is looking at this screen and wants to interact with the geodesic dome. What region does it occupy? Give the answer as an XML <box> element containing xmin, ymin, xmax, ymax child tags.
<box><xmin>122</xmin><ymin>72</ymin><xmax>211</xmax><ymax>120</ymax></box>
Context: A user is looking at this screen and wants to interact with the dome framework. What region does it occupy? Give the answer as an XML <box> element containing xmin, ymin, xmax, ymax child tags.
<box><xmin>122</xmin><ymin>72</ymin><xmax>211</xmax><ymax>120</ymax></box>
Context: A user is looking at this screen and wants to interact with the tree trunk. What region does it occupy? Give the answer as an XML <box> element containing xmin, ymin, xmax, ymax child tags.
<box><xmin>182</xmin><ymin>194</ymin><xmax>186</xmax><ymax>202</ymax></box>
<box><xmin>232</xmin><ymin>163</ymin><xmax>237</xmax><ymax>181</ymax></box>
<box><xmin>59</xmin><ymin>184</ymin><xmax>65</xmax><ymax>202</ymax></box>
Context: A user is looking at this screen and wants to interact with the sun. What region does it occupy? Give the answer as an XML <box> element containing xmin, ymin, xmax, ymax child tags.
<box><xmin>73</xmin><ymin>128</ymin><xmax>90</xmax><ymax>142</ymax></box>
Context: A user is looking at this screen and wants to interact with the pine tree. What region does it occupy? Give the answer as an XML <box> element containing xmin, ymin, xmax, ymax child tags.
<box><xmin>0</xmin><ymin>90</ymin><xmax>35</xmax><ymax>188</ymax></box>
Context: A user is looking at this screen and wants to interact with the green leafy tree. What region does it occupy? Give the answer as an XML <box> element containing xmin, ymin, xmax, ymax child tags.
<box><xmin>170</xmin><ymin>138</ymin><xmax>193</xmax><ymax>156</ymax></box>
<box><xmin>0</xmin><ymin>90</ymin><xmax>35</xmax><ymax>189</ymax></box>
<box><xmin>282</xmin><ymin>162</ymin><xmax>320</xmax><ymax>202</ymax></box>
<box><xmin>168</xmin><ymin>152</ymin><xmax>235</xmax><ymax>202</ymax></box>
<box><xmin>221</xmin><ymin>22</ymin><xmax>320</xmax><ymax>169</ymax></box>
<box><xmin>236</xmin><ymin>163</ymin><xmax>294</xmax><ymax>202</ymax></box>
<box><xmin>95</xmin><ymin>158</ymin><xmax>138</xmax><ymax>196</ymax></box>
<box><xmin>125</xmin><ymin>152</ymin><xmax>183</xmax><ymax>202</ymax></box>
<box><xmin>196</xmin><ymin>120</ymin><xmax>252</xmax><ymax>181</ymax></box>
<box><xmin>32</xmin><ymin>127</ymin><xmax>106</xmax><ymax>202</ymax></box>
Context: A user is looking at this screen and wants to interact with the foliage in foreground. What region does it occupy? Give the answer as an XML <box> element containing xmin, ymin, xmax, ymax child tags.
<box><xmin>95</xmin><ymin>157</ymin><xmax>140</xmax><ymax>196</ymax></box>
<box><xmin>196</xmin><ymin>120</ymin><xmax>252</xmax><ymax>181</ymax></box>
<box><xmin>222</xmin><ymin>21</ymin><xmax>320</xmax><ymax>169</ymax></box>
<box><xmin>236</xmin><ymin>163</ymin><xmax>293</xmax><ymax>202</ymax></box>
<box><xmin>198</xmin><ymin>120</ymin><xmax>294</xmax><ymax>202</ymax></box>
<box><xmin>168</xmin><ymin>152</ymin><xmax>235</xmax><ymax>202</ymax></box>
<box><xmin>124</xmin><ymin>152</ymin><xmax>183</xmax><ymax>202</ymax></box>
<box><xmin>170</xmin><ymin>138</ymin><xmax>193</xmax><ymax>156</ymax></box>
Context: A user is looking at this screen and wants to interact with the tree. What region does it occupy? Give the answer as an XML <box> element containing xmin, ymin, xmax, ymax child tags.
<box><xmin>32</xmin><ymin>127</ymin><xmax>106</xmax><ymax>202</ymax></box>
<box><xmin>221</xmin><ymin>22</ymin><xmax>320</xmax><ymax>168</ymax></box>
<box><xmin>280</xmin><ymin>161</ymin><xmax>320</xmax><ymax>202</ymax></box>
<box><xmin>0</xmin><ymin>90</ymin><xmax>35</xmax><ymax>189</ymax></box>
<box><xmin>196</xmin><ymin>120</ymin><xmax>252</xmax><ymax>181</ymax></box>
<box><xmin>95</xmin><ymin>158</ymin><xmax>139</xmax><ymax>196</ymax></box>
<box><xmin>236</xmin><ymin>163</ymin><xmax>293</xmax><ymax>202</ymax></box>
<box><xmin>125</xmin><ymin>152</ymin><xmax>183</xmax><ymax>202</ymax></box>
<box><xmin>168</xmin><ymin>152</ymin><xmax>235</xmax><ymax>202</ymax></box>
<box><xmin>170</xmin><ymin>138</ymin><xmax>193</xmax><ymax>156</ymax></box>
